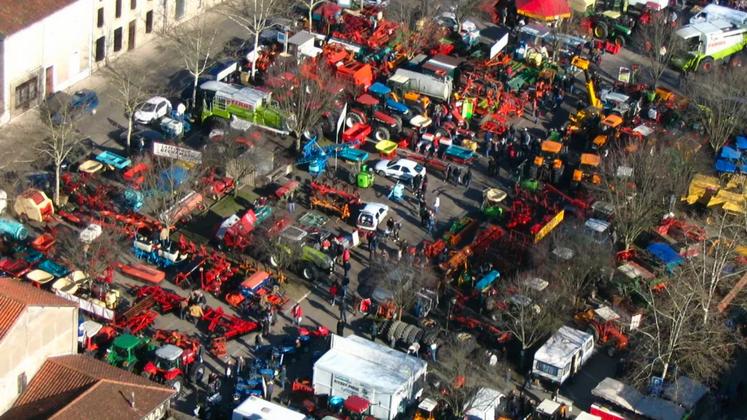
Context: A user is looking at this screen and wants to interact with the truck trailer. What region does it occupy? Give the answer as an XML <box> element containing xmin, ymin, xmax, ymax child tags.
<box><xmin>532</xmin><ymin>326</ymin><xmax>594</xmax><ymax>385</ymax></box>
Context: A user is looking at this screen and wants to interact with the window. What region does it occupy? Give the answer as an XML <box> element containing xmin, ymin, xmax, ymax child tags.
<box><xmin>175</xmin><ymin>0</ymin><xmax>185</xmax><ymax>20</ymax></box>
<box><xmin>15</xmin><ymin>78</ymin><xmax>38</xmax><ymax>109</ymax></box>
<box><xmin>534</xmin><ymin>361</ymin><xmax>559</xmax><ymax>377</ymax></box>
<box><xmin>113</xmin><ymin>27</ymin><xmax>123</xmax><ymax>52</ymax></box>
<box><xmin>95</xmin><ymin>36</ymin><xmax>106</xmax><ymax>61</ymax></box>
<box><xmin>115</xmin><ymin>0</ymin><xmax>122</xmax><ymax>18</ymax></box>
<box><xmin>128</xmin><ymin>20</ymin><xmax>136</xmax><ymax>50</ymax></box>
<box><xmin>131</xmin><ymin>0</ymin><xmax>136</xmax><ymax>9</ymax></box>
<box><xmin>17</xmin><ymin>372</ymin><xmax>27</xmax><ymax>394</ymax></box>
<box><xmin>145</xmin><ymin>10</ymin><xmax>153</xmax><ymax>33</ymax></box>
<box><xmin>97</xmin><ymin>7</ymin><xmax>104</xmax><ymax>27</ymax></box>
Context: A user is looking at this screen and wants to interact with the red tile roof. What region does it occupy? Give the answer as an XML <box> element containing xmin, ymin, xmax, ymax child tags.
<box><xmin>0</xmin><ymin>278</ymin><xmax>77</xmax><ymax>340</ymax></box>
<box><xmin>9</xmin><ymin>355</ymin><xmax>175</xmax><ymax>420</ymax></box>
<box><xmin>0</xmin><ymin>0</ymin><xmax>78</xmax><ymax>37</ymax></box>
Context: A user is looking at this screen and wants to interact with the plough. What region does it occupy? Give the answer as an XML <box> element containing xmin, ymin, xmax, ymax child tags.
<box><xmin>202</xmin><ymin>306</ymin><xmax>259</xmax><ymax>340</ymax></box>
<box><xmin>133</xmin><ymin>285</ymin><xmax>186</xmax><ymax>314</ymax></box>
<box><xmin>111</xmin><ymin>295</ymin><xmax>158</xmax><ymax>334</ymax></box>
<box><xmin>310</xmin><ymin>181</ymin><xmax>361</xmax><ymax>205</ymax></box>
<box><xmin>310</xmin><ymin>195</ymin><xmax>351</xmax><ymax>220</ymax></box>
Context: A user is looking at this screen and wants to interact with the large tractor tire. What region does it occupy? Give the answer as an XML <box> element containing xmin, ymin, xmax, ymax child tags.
<box><xmin>698</xmin><ymin>57</ymin><xmax>714</xmax><ymax>73</ymax></box>
<box><xmin>729</xmin><ymin>53</ymin><xmax>744</xmax><ymax>68</ymax></box>
<box><xmin>593</xmin><ymin>21</ymin><xmax>609</xmax><ymax>39</ymax></box>
<box><xmin>529</xmin><ymin>164</ymin><xmax>539</xmax><ymax>180</ymax></box>
<box><xmin>345</xmin><ymin>110</ymin><xmax>366</xmax><ymax>128</ymax></box>
<box><xmin>166</xmin><ymin>378</ymin><xmax>183</xmax><ymax>396</ymax></box>
<box><xmin>391</xmin><ymin>115</ymin><xmax>403</xmax><ymax>133</ymax></box>
<box><xmin>374</xmin><ymin>125</ymin><xmax>391</xmax><ymax>141</ymax></box>
<box><xmin>189</xmin><ymin>362</ymin><xmax>205</xmax><ymax>384</ymax></box>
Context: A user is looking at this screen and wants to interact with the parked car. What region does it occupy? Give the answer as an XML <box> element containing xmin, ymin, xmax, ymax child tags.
<box><xmin>357</xmin><ymin>202</ymin><xmax>389</xmax><ymax>231</ymax></box>
<box><xmin>134</xmin><ymin>96</ymin><xmax>172</xmax><ymax>124</ymax></box>
<box><xmin>374</xmin><ymin>158</ymin><xmax>426</xmax><ymax>182</ymax></box>
<box><xmin>119</xmin><ymin>125</ymin><xmax>166</xmax><ymax>156</ymax></box>
<box><xmin>41</xmin><ymin>89</ymin><xmax>99</xmax><ymax>125</ymax></box>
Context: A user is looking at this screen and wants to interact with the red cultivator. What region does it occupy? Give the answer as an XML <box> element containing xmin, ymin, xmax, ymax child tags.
<box><xmin>134</xmin><ymin>285</ymin><xmax>186</xmax><ymax>314</ymax></box>
<box><xmin>202</xmin><ymin>306</ymin><xmax>259</xmax><ymax>340</ymax></box>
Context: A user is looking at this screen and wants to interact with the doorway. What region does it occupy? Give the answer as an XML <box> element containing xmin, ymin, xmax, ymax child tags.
<box><xmin>45</xmin><ymin>67</ymin><xmax>53</xmax><ymax>97</ymax></box>
<box><xmin>128</xmin><ymin>20</ymin><xmax>136</xmax><ymax>50</ymax></box>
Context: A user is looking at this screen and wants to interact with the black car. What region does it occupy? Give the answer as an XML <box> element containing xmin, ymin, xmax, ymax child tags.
<box><xmin>119</xmin><ymin>125</ymin><xmax>165</xmax><ymax>156</ymax></box>
<box><xmin>41</xmin><ymin>89</ymin><xmax>99</xmax><ymax>125</ymax></box>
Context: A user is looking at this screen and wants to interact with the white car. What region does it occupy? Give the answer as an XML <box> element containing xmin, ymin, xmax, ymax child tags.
<box><xmin>134</xmin><ymin>96</ymin><xmax>172</xmax><ymax>124</ymax></box>
<box><xmin>374</xmin><ymin>158</ymin><xmax>426</xmax><ymax>182</ymax></box>
<box><xmin>357</xmin><ymin>203</ymin><xmax>389</xmax><ymax>231</ymax></box>
<box><xmin>79</xmin><ymin>223</ymin><xmax>103</xmax><ymax>244</ymax></box>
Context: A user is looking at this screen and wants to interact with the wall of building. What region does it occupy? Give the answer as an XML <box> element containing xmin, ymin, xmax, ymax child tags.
<box><xmin>0</xmin><ymin>306</ymin><xmax>78</xmax><ymax>413</ymax></box>
<box><xmin>92</xmin><ymin>0</ymin><xmax>224</xmax><ymax>68</ymax></box>
<box><xmin>0</xmin><ymin>0</ymin><xmax>93</xmax><ymax>124</ymax></box>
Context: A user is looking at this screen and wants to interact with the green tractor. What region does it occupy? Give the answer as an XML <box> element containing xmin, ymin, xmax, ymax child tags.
<box><xmin>106</xmin><ymin>334</ymin><xmax>154</xmax><ymax>372</ymax></box>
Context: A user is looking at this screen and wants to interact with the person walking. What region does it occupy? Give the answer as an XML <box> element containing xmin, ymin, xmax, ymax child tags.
<box><xmin>329</xmin><ymin>281</ymin><xmax>339</xmax><ymax>306</ymax></box>
<box><xmin>430</xmin><ymin>341</ymin><xmax>438</xmax><ymax>362</ymax></box>
<box><xmin>370</xmin><ymin>319</ymin><xmax>378</xmax><ymax>341</ymax></box>
<box><xmin>224</xmin><ymin>359</ymin><xmax>234</xmax><ymax>382</ymax></box>
<box><xmin>463</xmin><ymin>168</ymin><xmax>472</xmax><ymax>188</ymax></box>
<box><xmin>336</xmin><ymin>318</ymin><xmax>345</xmax><ymax>336</ymax></box>
<box><xmin>291</xmin><ymin>303</ymin><xmax>303</xmax><ymax>326</ymax></box>
<box><xmin>433</xmin><ymin>193</ymin><xmax>440</xmax><ymax>215</ymax></box>
<box><xmin>287</xmin><ymin>192</ymin><xmax>296</xmax><ymax>213</ymax></box>
<box><xmin>236</xmin><ymin>355</ymin><xmax>245</xmax><ymax>376</ymax></box>
<box><xmin>279</xmin><ymin>365</ymin><xmax>287</xmax><ymax>393</ymax></box>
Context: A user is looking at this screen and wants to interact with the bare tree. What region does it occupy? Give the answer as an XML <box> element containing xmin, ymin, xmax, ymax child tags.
<box><xmin>223</xmin><ymin>0</ymin><xmax>288</xmax><ymax>80</ymax></box>
<box><xmin>298</xmin><ymin>0</ymin><xmax>325</xmax><ymax>31</ymax></box>
<box><xmin>625</xmin><ymin>271</ymin><xmax>741</xmax><ymax>386</ymax></box>
<box><xmin>429</xmin><ymin>339</ymin><xmax>504</xmax><ymax>418</ymax></box>
<box><xmin>450</xmin><ymin>0</ymin><xmax>485</xmax><ymax>36</ymax></box>
<box><xmin>393</xmin><ymin>18</ymin><xmax>444</xmax><ymax>60</ymax></box>
<box><xmin>600</xmin><ymin>144</ymin><xmax>690</xmax><ymax>251</ymax></box>
<box><xmin>634</xmin><ymin>12</ymin><xmax>682</xmax><ymax>86</ymax></box>
<box><xmin>499</xmin><ymin>272</ymin><xmax>565</xmax><ymax>369</ymax></box>
<box><xmin>38</xmin><ymin>111</ymin><xmax>85</xmax><ymax>206</ymax></box>
<box><xmin>534</xmin><ymin>224</ymin><xmax>615</xmax><ymax>309</ymax></box>
<box><xmin>267</xmin><ymin>58</ymin><xmax>346</xmax><ymax>151</ymax></box>
<box><xmin>388</xmin><ymin>0</ymin><xmax>433</xmax><ymax>30</ymax></box>
<box><xmin>203</xmin><ymin>134</ymin><xmax>259</xmax><ymax>197</ymax></box>
<box><xmin>106</xmin><ymin>61</ymin><xmax>152</xmax><ymax>151</ymax></box>
<box><xmin>369</xmin><ymin>257</ymin><xmax>438</xmax><ymax>320</ymax></box>
<box><xmin>159</xmin><ymin>15</ymin><xmax>217</xmax><ymax>108</ymax></box>
<box><xmin>140</xmin><ymin>156</ymin><xmax>203</xmax><ymax>231</ymax></box>
<box><xmin>684</xmin><ymin>70</ymin><xmax>747</xmax><ymax>152</ymax></box>
<box><xmin>56</xmin><ymin>226</ymin><xmax>125</xmax><ymax>288</ymax></box>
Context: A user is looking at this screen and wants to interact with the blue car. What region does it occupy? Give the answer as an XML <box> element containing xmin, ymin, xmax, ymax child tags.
<box><xmin>42</xmin><ymin>89</ymin><xmax>99</xmax><ymax>125</ymax></box>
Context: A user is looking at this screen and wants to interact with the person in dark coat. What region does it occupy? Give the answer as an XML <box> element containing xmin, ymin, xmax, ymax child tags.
<box><xmin>336</xmin><ymin>318</ymin><xmax>345</xmax><ymax>336</ymax></box>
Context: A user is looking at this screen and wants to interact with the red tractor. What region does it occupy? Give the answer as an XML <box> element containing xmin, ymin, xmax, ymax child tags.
<box><xmin>141</xmin><ymin>332</ymin><xmax>205</xmax><ymax>395</ymax></box>
<box><xmin>345</xmin><ymin>93</ymin><xmax>404</xmax><ymax>142</ymax></box>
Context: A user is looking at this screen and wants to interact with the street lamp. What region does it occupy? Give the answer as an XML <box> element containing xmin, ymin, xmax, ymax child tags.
<box><xmin>446</xmin><ymin>297</ymin><xmax>457</xmax><ymax>332</ymax></box>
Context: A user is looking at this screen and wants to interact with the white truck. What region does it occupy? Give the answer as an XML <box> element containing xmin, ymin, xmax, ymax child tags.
<box><xmin>690</xmin><ymin>4</ymin><xmax>747</xmax><ymax>27</ymax></box>
<box><xmin>672</xmin><ymin>18</ymin><xmax>747</xmax><ymax>72</ymax></box>
<box><xmin>532</xmin><ymin>326</ymin><xmax>594</xmax><ymax>385</ymax></box>
<box><xmin>389</xmin><ymin>68</ymin><xmax>453</xmax><ymax>102</ymax></box>
<box><xmin>232</xmin><ymin>396</ymin><xmax>307</xmax><ymax>420</ymax></box>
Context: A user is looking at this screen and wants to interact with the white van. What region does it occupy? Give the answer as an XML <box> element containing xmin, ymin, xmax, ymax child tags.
<box><xmin>533</xmin><ymin>326</ymin><xmax>594</xmax><ymax>385</ymax></box>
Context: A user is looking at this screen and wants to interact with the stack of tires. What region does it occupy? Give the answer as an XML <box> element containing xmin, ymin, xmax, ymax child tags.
<box><xmin>382</xmin><ymin>319</ymin><xmax>442</xmax><ymax>347</ymax></box>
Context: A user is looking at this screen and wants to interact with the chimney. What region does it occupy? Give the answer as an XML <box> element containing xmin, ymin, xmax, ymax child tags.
<box><xmin>130</xmin><ymin>391</ymin><xmax>135</xmax><ymax>409</ymax></box>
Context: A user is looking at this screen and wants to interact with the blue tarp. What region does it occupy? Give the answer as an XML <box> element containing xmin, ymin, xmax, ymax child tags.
<box><xmin>736</xmin><ymin>135</ymin><xmax>747</xmax><ymax>151</ymax></box>
<box><xmin>720</xmin><ymin>146</ymin><xmax>742</xmax><ymax>160</ymax></box>
<box><xmin>646</xmin><ymin>242</ymin><xmax>684</xmax><ymax>271</ymax></box>
<box><xmin>715</xmin><ymin>159</ymin><xmax>737</xmax><ymax>174</ymax></box>
<box><xmin>476</xmin><ymin>270</ymin><xmax>500</xmax><ymax>291</ymax></box>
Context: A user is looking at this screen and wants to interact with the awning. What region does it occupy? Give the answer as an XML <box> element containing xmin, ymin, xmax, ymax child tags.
<box><xmin>516</xmin><ymin>0</ymin><xmax>572</xmax><ymax>21</ymax></box>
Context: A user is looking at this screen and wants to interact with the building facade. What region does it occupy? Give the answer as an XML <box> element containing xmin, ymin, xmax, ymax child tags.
<box><xmin>0</xmin><ymin>279</ymin><xmax>78</xmax><ymax>413</ymax></box>
<box><xmin>92</xmin><ymin>0</ymin><xmax>225</xmax><ymax>67</ymax></box>
<box><xmin>0</xmin><ymin>0</ymin><xmax>94</xmax><ymax>125</ymax></box>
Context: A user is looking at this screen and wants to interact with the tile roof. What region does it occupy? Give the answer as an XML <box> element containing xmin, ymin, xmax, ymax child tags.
<box><xmin>0</xmin><ymin>278</ymin><xmax>77</xmax><ymax>340</ymax></box>
<box><xmin>0</xmin><ymin>0</ymin><xmax>78</xmax><ymax>37</ymax></box>
<box><xmin>8</xmin><ymin>355</ymin><xmax>175</xmax><ymax>420</ymax></box>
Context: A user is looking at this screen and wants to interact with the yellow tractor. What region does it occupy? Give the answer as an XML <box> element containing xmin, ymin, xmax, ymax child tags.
<box><xmin>572</xmin><ymin>153</ymin><xmax>603</xmax><ymax>188</ymax></box>
<box><xmin>567</xmin><ymin>56</ymin><xmax>603</xmax><ymax>133</ymax></box>
<box><xmin>530</xmin><ymin>140</ymin><xmax>566</xmax><ymax>184</ymax></box>
<box><xmin>682</xmin><ymin>173</ymin><xmax>746</xmax><ymax>214</ymax></box>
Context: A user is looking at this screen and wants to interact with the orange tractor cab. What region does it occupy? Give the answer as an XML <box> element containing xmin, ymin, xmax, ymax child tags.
<box><xmin>574</xmin><ymin>305</ymin><xmax>629</xmax><ymax>356</ymax></box>
<box><xmin>591</xmin><ymin>113</ymin><xmax>624</xmax><ymax>150</ymax></box>
<box><xmin>141</xmin><ymin>332</ymin><xmax>204</xmax><ymax>395</ymax></box>
<box><xmin>572</xmin><ymin>153</ymin><xmax>602</xmax><ymax>187</ymax></box>
<box><xmin>14</xmin><ymin>189</ymin><xmax>54</xmax><ymax>222</ymax></box>
<box><xmin>530</xmin><ymin>140</ymin><xmax>566</xmax><ymax>184</ymax></box>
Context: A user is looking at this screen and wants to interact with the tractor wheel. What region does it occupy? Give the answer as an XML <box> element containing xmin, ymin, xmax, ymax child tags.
<box><xmin>410</xmin><ymin>103</ymin><xmax>425</xmax><ymax>116</ymax></box>
<box><xmin>166</xmin><ymin>377</ymin><xmax>183</xmax><ymax>396</ymax></box>
<box><xmin>303</xmin><ymin>126</ymin><xmax>322</xmax><ymax>141</ymax></box>
<box><xmin>729</xmin><ymin>53</ymin><xmax>744</xmax><ymax>69</ymax></box>
<box><xmin>593</xmin><ymin>22</ymin><xmax>608</xmax><ymax>40</ymax></box>
<box><xmin>269</xmin><ymin>254</ymin><xmax>280</xmax><ymax>268</ymax></box>
<box><xmin>698</xmin><ymin>57</ymin><xmax>714</xmax><ymax>73</ymax></box>
<box><xmin>189</xmin><ymin>362</ymin><xmax>205</xmax><ymax>384</ymax></box>
<box><xmin>606</xmin><ymin>346</ymin><xmax>617</xmax><ymax>358</ymax></box>
<box><xmin>374</xmin><ymin>126</ymin><xmax>391</xmax><ymax>141</ymax></box>
<box><xmin>434</xmin><ymin>128</ymin><xmax>452</xmax><ymax>142</ymax></box>
<box><xmin>401</xmin><ymin>325</ymin><xmax>416</xmax><ymax>343</ymax></box>
<box><xmin>529</xmin><ymin>164</ymin><xmax>539</xmax><ymax>180</ymax></box>
<box><xmin>206</xmin><ymin>117</ymin><xmax>228</xmax><ymax>132</ymax></box>
<box><xmin>552</xmin><ymin>165</ymin><xmax>564</xmax><ymax>184</ymax></box>
<box><xmin>391</xmin><ymin>115</ymin><xmax>403</xmax><ymax>133</ymax></box>
<box><xmin>345</xmin><ymin>111</ymin><xmax>365</xmax><ymax>128</ymax></box>
<box><xmin>302</xmin><ymin>264</ymin><xmax>316</xmax><ymax>281</ymax></box>
<box><xmin>614</xmin><ymin>36</ymin><xmax>625</xmax><ymax>47</ymax></box>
